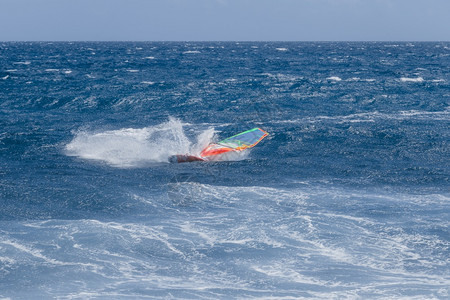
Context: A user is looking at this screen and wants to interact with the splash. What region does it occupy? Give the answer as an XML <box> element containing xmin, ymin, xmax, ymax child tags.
<box><xmin>65</xmin><ymin>118</ymin><xmax>207</xmax><ymax>167</ymax></box>
<box><xmin>191</xmin><ymin>127</ymin><xmax>215</xmax><ymax>156</ymax></box>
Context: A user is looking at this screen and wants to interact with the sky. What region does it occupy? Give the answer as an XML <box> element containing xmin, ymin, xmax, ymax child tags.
<box><xmin>0</xmin><ymin>0</ymin><xmax>449</xmax><ymax>41</ymax></box>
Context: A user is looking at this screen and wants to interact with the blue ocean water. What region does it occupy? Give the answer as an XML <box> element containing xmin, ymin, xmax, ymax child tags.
<box><xmin>0</xmin><ymin>42</ymin><xmax>449</xmax><ymax>299</ymax></box>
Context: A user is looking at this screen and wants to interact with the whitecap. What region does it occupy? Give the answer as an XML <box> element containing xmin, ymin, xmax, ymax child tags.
<box><xmin>144</xmin><ymin>56</ymin><xmax>155</xmax><ymax>59</ymax></box>
<box><xmin>45</xmin><ymin>69</ymin><xmax>59</xmax><ymax>72</ymax></box>
<box><xmin>400</xmin><ymin>77</ymin><xmax>424</xmax><ymax>83</ymax></box>
<box><xmin>13</xmin><ymin>61</ymin><xmax>31</xmax><ymax>65</ymax></box>
<box><xmin>276</xmin><ymin>48</ymin><xmax>288</xmax><ymax>51</ymax></box>
<box><xmin>127</xmin><ymin>69</ymin><xmax>139</xmax><ymax>73</ymax></box>
<box><xmin>1</xmin><ymin>75</ymin><xmax>9</xmax><ymax>80</ymax></box>
<box><xmin>183</xmin><ymin>50</ymin><xmax>201</xmax><ymax>54</ymax></box>
<box><xmin>327</xmin><ymin>76</ymin><xmax>342</xmax><ymax>81</ymax></box>
<box><xmin>141</xmin><ymin>81</ymin><xmax>155</xmax><ymax>85</ymax></box>
<box><xmin>347</xmin><ymin>77</ymin><xmax>376</xmax><ymax>82</ymax></box>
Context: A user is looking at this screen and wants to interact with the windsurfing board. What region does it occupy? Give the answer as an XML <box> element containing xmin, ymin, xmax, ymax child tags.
<box><xmin>168</xmin><ymin>155</ymin><xmax>205</xmax><ymax>163</ymax></box>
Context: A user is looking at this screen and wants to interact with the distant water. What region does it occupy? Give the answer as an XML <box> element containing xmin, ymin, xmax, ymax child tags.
<box><xmin>1</xmin><ymin>42</ymin><xmax>449</xmax><ymax>299</ymax></box>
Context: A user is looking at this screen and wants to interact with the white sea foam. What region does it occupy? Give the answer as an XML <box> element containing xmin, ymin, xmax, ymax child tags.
<box><xmin>275</xmin><ymin>108</ymin><xmax>450</xmax><ymax>125</ymax></box>
<box><xmin>144</xmin><ymin>56</ymin><xmax>155</xmax><ymax>59</ymax></box>
<box><xmin>13</xmin><ymin>61</ymin><xmax>31</xmax><ymax>65</ymax></box>
<box><xmin>88</xmin><ymin>220</ymin><xmax>186</xmax><ymax>257</ymax></box>
<box><xmin>2</xmin><ymin>183</ymin><xmax>448</xmax><ymax>298</ymax></box>
<box><xmin>327</xmin><ymin>76</ymin><xmax>342</xmax><ymax>81</ymax></box>
<box><xmin>183</xmin><ymin>50</ymin><xmax>201</xmax><ymax>54</ymax></box>
<box><xmin>347</xmin><ymin>77</ymin><xmax>376</xmax><ymax>82</ymax></box>
<box><xmin>276</xmin><ymin>48</ymin><xmax>288</xmax><ymax>51</ymax></box>
<box><xmin>252</xmin><ymin>263</ymin><xmax>328</xmax><ymax>286</ymax></box>
<box><xmin>126</xmin><ymin>69</ymin><xmax>139</xmax><ymax>73</ymax></box>
<box><xmin>0</xmin><ymin>237</ymin><xmax>95</xmax><ymax>269</ymax></box>
<box><xmin>400</xmin><ymin>77</ymin><xmax>424</xmax><ymax>82</ymax></box>
<box><xmin>1</xmin><ymin>75</ymin><xmax>9</xmax><ymax>80</ymax></box>
<box><xmin>141</xmin><ymin>81</ymin><xmax>155</xmax><ymax>85</ymax></box>
<box><xmin>45</xmin><ymin>69</ymin><xmax>59</xmax><ymax>72</ymax></box>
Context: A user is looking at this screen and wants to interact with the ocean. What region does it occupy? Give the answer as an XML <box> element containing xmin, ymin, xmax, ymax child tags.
<box><xmin>0</xmin><ymin>42</ymin><xmax>449</xmax><ymax>299</ymax></box>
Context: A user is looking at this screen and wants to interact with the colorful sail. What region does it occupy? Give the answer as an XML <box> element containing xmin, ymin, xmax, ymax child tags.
<box><xmin>200</xmin><ymin>128</ymin><xmax>268</xmax><ymax>158</ymax></box>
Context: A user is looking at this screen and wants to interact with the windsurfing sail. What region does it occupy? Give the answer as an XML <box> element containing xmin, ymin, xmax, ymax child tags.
<box><xmin>200</xmin><ymin>128</ymin><xmax>268</xmax><ymax>158</ymax></box>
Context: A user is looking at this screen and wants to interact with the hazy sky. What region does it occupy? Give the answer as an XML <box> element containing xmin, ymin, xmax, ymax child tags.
<box><xmin>0</xmin><ymin>0</ymin><xmax>449</xmax><ymax>41</ymax></box>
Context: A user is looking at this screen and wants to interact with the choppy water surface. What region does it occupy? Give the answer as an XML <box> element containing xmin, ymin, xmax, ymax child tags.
<box><xmin>1</xmin><ymin>42</ymin><xmax>449</xmax><ymax>299</ymax></box>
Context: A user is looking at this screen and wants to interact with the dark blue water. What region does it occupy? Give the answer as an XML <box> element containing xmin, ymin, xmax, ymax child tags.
<box><xmin>1</xmin><ymin>42</ymin><xmax>449</xmax><ymax>299</ymax></box>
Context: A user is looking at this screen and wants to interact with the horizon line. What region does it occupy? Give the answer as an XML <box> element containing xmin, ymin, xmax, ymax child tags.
<box><xmin>2</xmin><ymin>40</ymin><xmax>449</xmax><ymax>43</ymax></box>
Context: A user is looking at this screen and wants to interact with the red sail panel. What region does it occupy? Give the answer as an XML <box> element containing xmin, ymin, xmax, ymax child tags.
<box><xmin>200</xmin><ymin>143</ymin><xmax>235</xmax><ymax>157</ymax></box>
